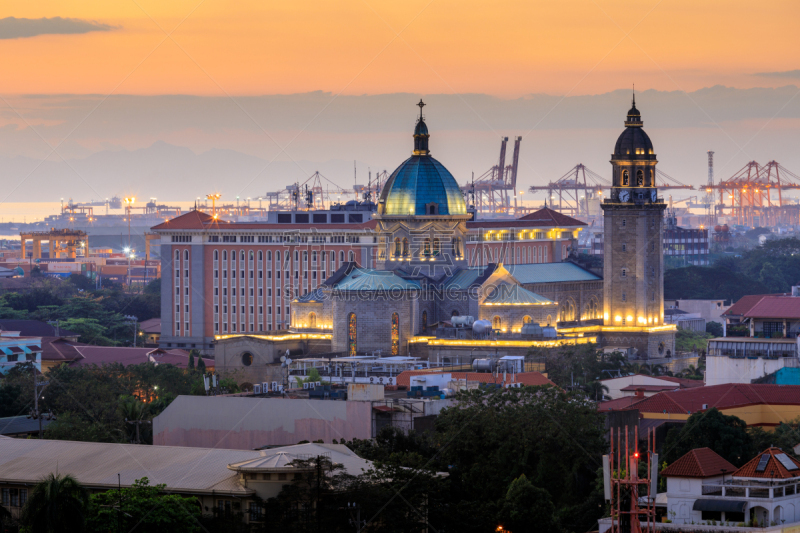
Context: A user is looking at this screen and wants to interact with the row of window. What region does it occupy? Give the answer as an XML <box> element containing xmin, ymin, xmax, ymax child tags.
<box><xmin>1</xmin><ymin>488</ymin><xmax>27</xmax><ymax>507</ymax></box>
<box><xmin>212</xmin><ymin>249</ymin><xmax>354</xmax><ymax>263</ymax></box>
<box><xmin>205</xmin><ymin>234</ymin><xmax>365</xmax><ymax>243</ymax></box>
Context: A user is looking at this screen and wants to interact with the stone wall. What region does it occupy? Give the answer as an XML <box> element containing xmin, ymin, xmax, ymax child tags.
<box><xmin>216</xmin><ymin>335</ymin><xmax>331</xmax><ymax>384</ymax></box>
<box><xmin>331</xmin><ymin>293</ymin><xmax>415</xmax><ymax>355</ymax></box>
<box><xmin>521</xmin><ymin>280</ymin><xmax>603</xmax><ymax>325</ymax></box>
<box><xmin>597</xmin><ymin>330</ymin><xmax>675</xmax><ymax>359</ymax></box>
<box><xmin>478</xmin><ymin>303</ymin><xmax>557</xmax><ymax>331</ymax></box>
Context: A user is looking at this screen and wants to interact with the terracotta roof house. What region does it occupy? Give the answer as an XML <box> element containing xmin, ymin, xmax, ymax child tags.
<box><xmin>70</xmin><ymin>346</ymin><xmax>213</xmax><ymax>371</ymax></box>
<box><xmin>623</xmin><ymin>383</ymin><xmax>800</xmax><ymax>428</ymax></box>
<box><xmin>599</xmin><ymin>373</ymin><xmax>703</xmax><ymax>400</ymax></box>
<box><xmin>0</xmin><ymin>320</ymin><xmax>79</xmax><ymax>342</ymax></box>
<box><xmin>653</xmin><ymin>447</ymin><xmax>800</xmax><ymax>527</ymax></box>
<box><xmin>139</xmin><ymin>318</ymin><xmax>161</xmax><ymax>345</ymax></box>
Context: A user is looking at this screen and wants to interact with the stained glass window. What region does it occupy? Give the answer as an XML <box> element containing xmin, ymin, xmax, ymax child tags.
<box><xmin>391</xmin><ymin>313</ymin><xmax>399</xmax><ymax>356</ymax></box>
<box><xmin>348</xmin><ymin>313</ymin><xmax>357</xmax><ymax>356</ymax></box>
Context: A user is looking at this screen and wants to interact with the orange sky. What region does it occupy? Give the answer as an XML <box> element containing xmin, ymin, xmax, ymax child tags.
<box><xmin>1</xmin><ymin>0</ymin><xmax>798</xmax><ymax>97</ymax></box>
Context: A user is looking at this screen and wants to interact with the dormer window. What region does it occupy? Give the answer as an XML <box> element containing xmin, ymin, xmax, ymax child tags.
<box><xmin>426</xmin><ymin>202</ymin><xmax>439</xmax><ymax>215</ymax></box>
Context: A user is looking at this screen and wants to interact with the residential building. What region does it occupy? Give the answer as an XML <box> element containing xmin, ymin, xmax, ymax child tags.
<box><xmin>620</xmin><ymin>383</ymin><xmax>800</xmax><ymax>428</ymax></box>
<box><xmin>667</xmin><ymin>299</ymin><xmax>731</xmax><ymax>325</ymax></box>
<box><xmin>660</xmin><ymin>446</ymin><xmax>800</xmax><ymax>526</ymax></box>
<box><xmin>706</xmin><ymin>338</ymin><xmax>799</xmax><ymax>386</ymax></box>
<box><xmin>0</xmin><ymin>320</ymin><xmax>79</xmax><ymax>342</ymax></box>
<box><xmin>599</xmin><ymin>374</ymin><xmax>703</xmax><ymax>400</ymax></box>
<box><xmin>139</xmin><ymin>318</ymin><xmax>161</xmax><ymax>345</ymax></box>
<box><xmin>0</xmin><ymin>437</ymin><xmax>371</xmax><ymax>525</ymax></box>
<box><xmin>0</xmin><ymin>332</ymin><xmax>42</xmax><ymax>374</ymax></box>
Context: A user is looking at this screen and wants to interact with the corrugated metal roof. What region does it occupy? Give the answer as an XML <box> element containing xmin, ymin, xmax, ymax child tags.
<box><xmin>745</xmin><ymin>296</ymin><xmax>800</xmax><ymax>319</ymax></box>
<box><xmin>443</xmin><ymin>268</ymin><xmax>485</xmax><ymax>290</ymax></box>
<box><xmin>228</xmin><ymin>443</ymin><xmax>371</xmax><ymax>475</ymax></box>
<box><xmin>0</xmin><ymin>415</ymin><xmax>52</xmax><ymax>436</ymax></box>
<box><xmin>0</xmin><ymin>438</ymin><xmax>259</xmax><ymax>494</ymax></box>
<box><xmin>334</xmin><ymin>268</ymin><xmax>420</xmax><ymax>291</ymax></box>
<box><xmin>482</xmin><ymin>283</ymin><xmax>553</xmax><ymax>305</ymax></box>
<box><xmin>506</xmin><ymin>262</ymin><xmax>601</xmax><ymax>283</ymax></box>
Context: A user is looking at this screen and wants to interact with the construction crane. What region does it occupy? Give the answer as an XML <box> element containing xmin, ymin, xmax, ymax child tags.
<box><xmin>264</xmin><ymin>169</ymin><xmax>386</xmax><ymax>212</ymax></box>
<box><xmin>461</xmin><ymin>136</ymin><xmax>521</xmax><ymax>218</ymax></box>
<box><xmin>527</xmin><ymin>165</ymin><xmax>694</xmax><ymax>218</ymax></box>
<box><xmin>708</xmin><ymin>161</ymin><xmax>800</xmax><ymax>226</ymax></box>
<box><xmin>528</xmin><ymin>164</ymin><xmax>608</xmax><ymax>217</ymax></box>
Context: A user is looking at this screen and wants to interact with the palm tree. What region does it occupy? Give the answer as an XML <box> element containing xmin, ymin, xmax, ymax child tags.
<box><xmin>584</xmin><ymin>381</ymin><xmax>611</xmax><ymax>401</ymax></box>
<box><xmin>20</xmin><ymin>473</ymin><xmax>89</xmax><ymax>533</ymax></box>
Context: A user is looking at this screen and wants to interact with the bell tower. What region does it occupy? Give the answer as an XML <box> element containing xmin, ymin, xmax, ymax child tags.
<box><xmin>602</xmin><ymin>94</ymin><xmax>666</xmax><ymax>328</ymax></box>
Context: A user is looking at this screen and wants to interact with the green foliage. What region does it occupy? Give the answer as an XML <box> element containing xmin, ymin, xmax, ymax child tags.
<box><xmin>675</xmin><ymin>328</ymin><xmax>713</xmax><ymax>354</ymax></box>
<box><xmin>0</xmin><ymin>277</ymin><xmax>160</xmax><ymax>346</ymax></box>
<box><xmin>748</xmin><ymin>418</ymin><xmax>800</xmax><ymax>456</ymax></box>
<box><xmin>433</xmin><ymin>386</ymin><xmax>605</xmax><ymax>533</ymax></box>
<box><xmin>188</xmin><ymin>352</ymin><xmax>195</xmax><ymax>371</ymax></box>
<box><xmin>196</xmin><ymin>356</ymin><xmax>206</xmax><ymax>373</ymax></box>
<box><xmin>663</xmin><ymin>408</ymin><xmax>752</xmax><ymax>467</ymax></box>
<box><xmin>664</xmin><ymin>266</ymin><xmax>770</xmax><ymax>301</ymax></box>
<box><xmin>530</xmin><ymin>345</ymin><xmax>629</xmax><ymax>390</ymax></box>
<box><xmin>20</xmin><ymin>473</ymin><xmax>89</xmax><ymax>533</ymax></box>
<box><xmin>86</xmin><ymin>477</ymin><xmax>201</xmax><ymax>533</ymax></box>
<box><xmin>706</xmin><ymin>321</ymin><xmax>724</xmax><ymax>337</ymax></box>
<box><xmin>758</xmin><ymin>261</ymin><xmax>787</xmax><ymax>293</ymax></box>
<box><xmin>219</xmin><ymin>377</ymin><xmax>241</xmax><ymax>393</ymax></box>
<box><xmin>498</xmin><ymin>474</ymin><xmax>559</xmax><ymax>533</ymax></box>
<box><xmin>296</xmin><ymin>367</ymin><xmax>328</xmax><ymax>386</ymax></box>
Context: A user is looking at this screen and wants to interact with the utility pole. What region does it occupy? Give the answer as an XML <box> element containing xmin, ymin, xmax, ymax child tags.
<box><xmin>348</xmin><ymin>502</ymin><xmax>366</xmax><ymax>533</ymax></box>
<box><xmin>30</xmin><ymin>373</ymin><xmax>51</xmax><ymax>438</ymax></box>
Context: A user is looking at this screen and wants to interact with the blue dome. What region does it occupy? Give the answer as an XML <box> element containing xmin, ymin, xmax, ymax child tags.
<box><xmin>379</xmin><ymin>155</ymin><xmax>467</xmax><ymax>216</ymax></box>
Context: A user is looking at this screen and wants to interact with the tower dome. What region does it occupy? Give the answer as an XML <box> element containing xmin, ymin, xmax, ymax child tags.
<box><xmin>613</xmin><ymin>92</ymin><xmax>654</xmax><ymax>158</ymax></box>
<box><xmin>378</xmin><ymin>101</ymin><xmax>467</xmax><ymax>217</ymax></box>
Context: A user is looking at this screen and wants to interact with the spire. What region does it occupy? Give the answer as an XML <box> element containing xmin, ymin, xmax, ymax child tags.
<box><xmin>632</xmin><ymin>84</ymin><xmax>636</xmax><ymax>109</ymax></box>
<box><xmin>625</xmin><ymin>86</ymin><xmax>642</xmax><ymax>127</ymax></box>
<box><xmin>413</xmin><ymin>99</ymin><xmax>430</xmax><ymax>156</ymax></box>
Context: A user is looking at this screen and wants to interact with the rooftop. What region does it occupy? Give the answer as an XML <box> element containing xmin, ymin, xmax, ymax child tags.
<box><xmin>0</xmin><ymin>320</ymin><xmax>79</xmax><ymax>339</ymax></box>
<box><xmin>466</xmin><ymin>207</ymin><xmax>586</xmax><ymax>229</ymax></box>
<box><xmin>660</xmin><ymin>447</ymin><xmax>737</xmax><ymax>478</ymax></box>
<box><xmin>723</xmin><ymin>293</ymin><xmax>788</xmax><ymax>317</ymax></box>
<box><xmin>505</xmin><ymin>262</ymin><xmax>602</xmax><ymax>284</ymax></box>
<box><xmin>624</xmin><ymin>383</ymin><xmax>800</xmax><ymax>415</ymax></box>
<box><xmin>744</xmin><ymin>296</ymin><xmax>800</xmax><ymax>319</ymax></box>
<box><xmin>734</xmin><ymin>447</ymin><xmax>800</xmax><ymax>480</ymax></box>
<box><xmin>394</xmin><ymin>370</ymin><xmax>555</xmax><ymax>388</ymax></box>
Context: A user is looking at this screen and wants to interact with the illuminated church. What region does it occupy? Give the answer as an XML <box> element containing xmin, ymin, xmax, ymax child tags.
<box><xmin>291</xmin><ymin>99</ymin><xmax>674</xmax><ymax>358</ymax></box>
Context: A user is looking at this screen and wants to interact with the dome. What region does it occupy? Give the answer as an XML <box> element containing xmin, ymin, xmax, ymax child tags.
<box><xmin>614</xmin><ymin>126</ymin><xmax>653</xmax><ymax>156</ymax></box>
<box><xmin>379</xmin><ymin>155</ymin><xmax>467</xmax><ymax>216</ymax></box>
<box><xmin>613</xmin><ymin>93</ymin><xmax>654</xmax><ymax>157</ymax></box>
<box><xmin>414</xmin><ymin>118</ymin><xmax>429</xmax><ymax>136</ymax></box>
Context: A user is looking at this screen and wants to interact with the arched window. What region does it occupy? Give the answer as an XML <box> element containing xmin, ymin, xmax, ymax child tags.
<box><xmin>649</xmin><ymin>169</ymin><xmax>654</xmax><ymax>185</ymax></box>
<box><xmin>451</xmin><ymin>310</ymin><xmax>459</xmax><ymax>317</ymax></box>
<box><xmin>402</xmin><ymin>238</ymin><xmax>409</xmax><ymax>256</ymax></box>
<box><xmin>391</xmin><ymin>312</ymin><xmax>399</xmax><ymax>356</ymax></box>
<box><xmin>394</xmin><ymin>238</ymin><xmax>402</xmax><ymax>256</ymax></box>
<box><xmin>249</xmin><ymin>251</ymin><xmax>254</xmax><ymax>260</ymax></box>
<box><xmin>340</xmin><ymin>251</ymin><xmax>345</xmax><ymax>263</ymax></box>
<box><xmin>258</xmin><ymin>251</ymin><xmax>263</xmax><ymax>260</ymax></box>
<box><xmin>348</xmin><ymin>313</ymin><xmax>357</xmax><ymax>356</ymax></box>
<box><xmin>348</xmin><ymin>251</ymin><xmax>355</xmax><ymax>262</ymax></box>
<box><xmin>184</xmin><ymin>250</ymin><xmax>189</xmax><ymax>261</ymax></box>
<box><xmin>492</xmin><ymin>316</ymin><xmax>502</xmax><ymax>330</ymax></box>
<box><xmin>276</xmin><ymin>251</ymin><xmax>281</xmax><ymax>262</ymax></box>
<box><xmin>432</xmin><ymin>238</ymin><xmax>440</xmax><ymax>256</ymax></box>
<box><xmin>330</xmin><ymin>251</ymin><xmax>335</xmax><ymax>266</ymax></box>
<box><xmin>637</xmin><ymin>169</ymin><xmax>644</xmax><ymax>186</ymax></box>
<box><xmin>523</xmin><ymin>315</ymin><xmax>532</xmax><ymax>324</ymax></box>
<box><xmin>308</xmin><ymin>312</ymin><xmax>317</xmax><ymax>329</ymax></box>
<box><xmin>223</xmin><ymin>250</ymin><xmax>227</xmax><ymax>260</ymax></box>
<box><xmin>546</xmin><ymin>315</ymin><xmax>552</xmax><ymax>326</ymax></box>
<box><xmin>422</xmin><ymin>311</ymin><xmax>428</xmax><ymax>334</ymax></box>
<box><xmin>453</xmin><ymin>237</ymin><xmax>462</xmax><ymax>258</ymax></box>
<box><xmin>423</xmin><ymin>238</ymin><xmax>431</xmax><ymax>256</ymax></box>
<box><xmin>622</xmin><ymin>170</ymin><xmax>629</xmax><ymax>186</ymax></box>
<box><xmin>241</xmin><ymin>250</ymin><xmax>245</xmax><ymax>260</ymax></box>
<box><xmin>214</xmin><ymin>250</ymin><xmax>219</xmax><ymax>260</ymax></box>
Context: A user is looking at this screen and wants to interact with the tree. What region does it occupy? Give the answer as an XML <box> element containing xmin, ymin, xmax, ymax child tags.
<box><xmin>706</xmin><ymin>321</ymin><xmax>724</xmax><ymax>338</ymax></box>
<box><xmin>188</xmin><ymin>352</ymin><xmax>195</xmax><ymax>371</ymax></box>
<box><xmin>758</xmin><ymin>261</ymin><xmax>788</xmax><ymax>293</ymax></box>
<box><xmin>434</xmin><ymin>386</ymin><xmax>606</xmax><ymax>533</ymax></box>
<box><xmin>663</xmin><ymin>408</ymin><xmax>752</xmax><ymax>467</ymax></box>
<box><xmin>0</xmin><ymin>502</ymin><xmax>12</xmax><ymax>532</ymax></box>
<box><xmin>497</xmin><ymin>474</ymin><xmax>559</xmax><ymax>533</ymax></box>
<box><xmin>584</xmin><ymin>381</ymin><xmax>610</xmax><ymax>401</ymax></box>
<box><xmin>87</xmin><ymin>477</ymin><xmax>201</xmax><ymax>533</ymax></box>
<box><xmin>196</xmin><ymin>356</ymin><xmax>206</xmax><ymax>373</ymax></box>
<box><xmin>20</xmin><ymin>473</ymin><xmax>89</xmax><ymax>533</ymax></box>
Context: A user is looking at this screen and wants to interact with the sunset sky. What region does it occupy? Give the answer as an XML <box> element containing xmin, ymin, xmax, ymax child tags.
<box><xmin>2</xmin><ymin>0</ymin><xmax>799</xmax><ymax>96</ymax></box>
<box><xmin>0</xmin><ymin>1</ymin><xmax>798</xmax><ymax>203</ymax></box>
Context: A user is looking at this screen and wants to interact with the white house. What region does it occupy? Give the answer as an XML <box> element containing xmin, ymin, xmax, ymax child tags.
<box><xmin>662</xmin><ymin>447</ymin><xmax>800</xmax><ymax>527</ymax></box>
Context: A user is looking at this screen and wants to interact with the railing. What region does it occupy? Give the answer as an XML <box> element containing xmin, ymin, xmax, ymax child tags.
<box><xmin>701</xmin><ymin>482</ymin><xmax>800</xmax><ymax>499</ymax></box>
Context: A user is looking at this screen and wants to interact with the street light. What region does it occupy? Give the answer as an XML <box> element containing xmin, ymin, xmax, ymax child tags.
<box><xmin>123</xmin><ymin>197</ymin><xmax>136</xmax><ymax>248</ymax></box>
<box><xmin>206</xmin><ymin>193</ymin><xmax>221</xmax><ymax>218</ymax></box>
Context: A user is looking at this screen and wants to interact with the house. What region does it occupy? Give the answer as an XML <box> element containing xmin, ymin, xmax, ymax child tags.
<box><xmin>139</xmin><ymin>318</ymin><xmax>161</xmax><ymax>345</ymax></box>
<box><xmin>0</xmin><ymin>437</ymin><xmax>371</xmax><ymax>525</ymax></box>
<box><xmin>621</xmin><ymin>383</ymin><xmax>800</xmax><ymax>428</ymax></box>
<box><xmin>706</xmin><ymin>337</ymin><xmax>799</xmax><ymax>386</ymax></box>
<box><xmin>661</xmin><ymin>446</ymin><xmax>800</xmax><ymax>526</ymax></box>
<box><xmin>69</xmin><ymin>346</ymin><xmax>213</xmax><ymax>371</ymax></box>
<box><xmin>0</xmin><ymin>320</ymin><xmax>80</xmax><ymax>342</ymax></box>
<box><xmin>0</xmin><ymin>332</ymin><xmax>43</xmax><ymax>374</ymax></box>
<box><xmin>664</xmin><ymin>308</ymin><xmax>706</xmax><ymax>332</ymax></box>
<box><xmin>599</xmin><ymin>374</ymin><xmax>703</xmax><ymax>400</ymax></box>
<box><xmin>667</xmin><ymin>299</ymin><xmax>731</xmax><ymax>325</ymax></box>
<box><xmin>721</xmin><ymin>293</ymin><xmax>789</xmax><ymax>334</ymax></box>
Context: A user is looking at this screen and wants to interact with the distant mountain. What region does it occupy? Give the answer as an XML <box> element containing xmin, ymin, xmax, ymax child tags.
<box><xmin>0</xmin><ymin>142</ymin><xmax>376</xmax><ymax>202</ymax></box>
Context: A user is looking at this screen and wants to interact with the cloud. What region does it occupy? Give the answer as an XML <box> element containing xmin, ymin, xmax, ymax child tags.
<box><xmin>0</xmin><ymin>16</ymin><xmax>114</xmax><ymax>39</ymax></box>
<box><xmin>754</xmin><ymin>70</ymin><xmax>800</xmax><ymax>79</ymax></box>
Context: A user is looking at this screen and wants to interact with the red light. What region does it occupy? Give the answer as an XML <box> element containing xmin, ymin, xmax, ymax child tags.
<box><xmin>634</xmin><ymin>452</ymin><xmax>640</xmax><ymax>459</ymax></box>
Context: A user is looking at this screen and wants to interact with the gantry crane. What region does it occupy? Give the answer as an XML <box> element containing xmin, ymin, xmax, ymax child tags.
<box><xmin>462</xmin><ymin>136</ymin><xmax>521</xmax><ymax>217</ymax></box>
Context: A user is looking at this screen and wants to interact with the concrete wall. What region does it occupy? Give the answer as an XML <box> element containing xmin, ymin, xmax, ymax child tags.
<box><xmin>669</xmin><ymin>299</ymin><xmax>730</xmax><ymax>323</ymax></box>
<box><xmin>706</xmin><ymin>355</ymin><xmax>795</xmax><ymax>386</ymax></box>
<box><xmin>153</xmin><ymin>396</ymin><xmax>373</xmax><ymax>449</ymax></box>
<box><xmin>215</xmin><ymin>336</ymin><xmax>331</xmax><ymax>384</ymax></box>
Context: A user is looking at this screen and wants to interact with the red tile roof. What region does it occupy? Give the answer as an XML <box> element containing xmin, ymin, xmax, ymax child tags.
<box><xmin>70</xmin><ymin>346</ymin><xmax>212</xmax><ymax>369</ymax></box>
<box><xmin>626</xmin><ymin>383</ymin><xmax>800</xmax><ymax>415</ymax></box>
<box><xmin>744</xmin><ymin>296</ymin><xmax>800</xmax><ymax>319</ymax></box>
<box><xmin>734</xmin><ymin>447</ymin><xmax>800</xmax><ymax>479</ymax></box>
<box><xmin>395</xmin><ymin>370</ymin><xmax>555</xmax><ymax>388</ymax></box>
<box><xmin>661</xmin><ymin>448</ymin><xmax>737</xmax><ymax>478</ymax></box>
<box><xmin>40</xmin><ymin>337</ymin><xmax>87</xmax><ymax>362</ymax></box>
<box><xmin>723</xmin><ymin>293</ymin><xmax>788</xmax><ymax>317</ymax></box>
<box><xmin>151</xmin><ymin>210</ymin><xmax>214</xmax><ymax>230</ymax></box>
<box><xmin>466</xmin><ymin>207</ymin><xmax>586</xmax><ymax>229</ymax></box>
<box><xmin>656</xmin><ymin>376</ymin><xmax>705</xmax><ymax>388</ymax></box>
<box><xmin>620</xmin><ymin>384</ymin><xmax>681</xmax><ymax>392</ymax></box>
<box><xmin>597</xmin><ymin>396</ymin><xmax>641</xmax><ymax>412</ymax></box>
<box><xmin>139</xmin><ymin>318</ymin><xmax>161</xmax><ymax>334</ymax></box>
